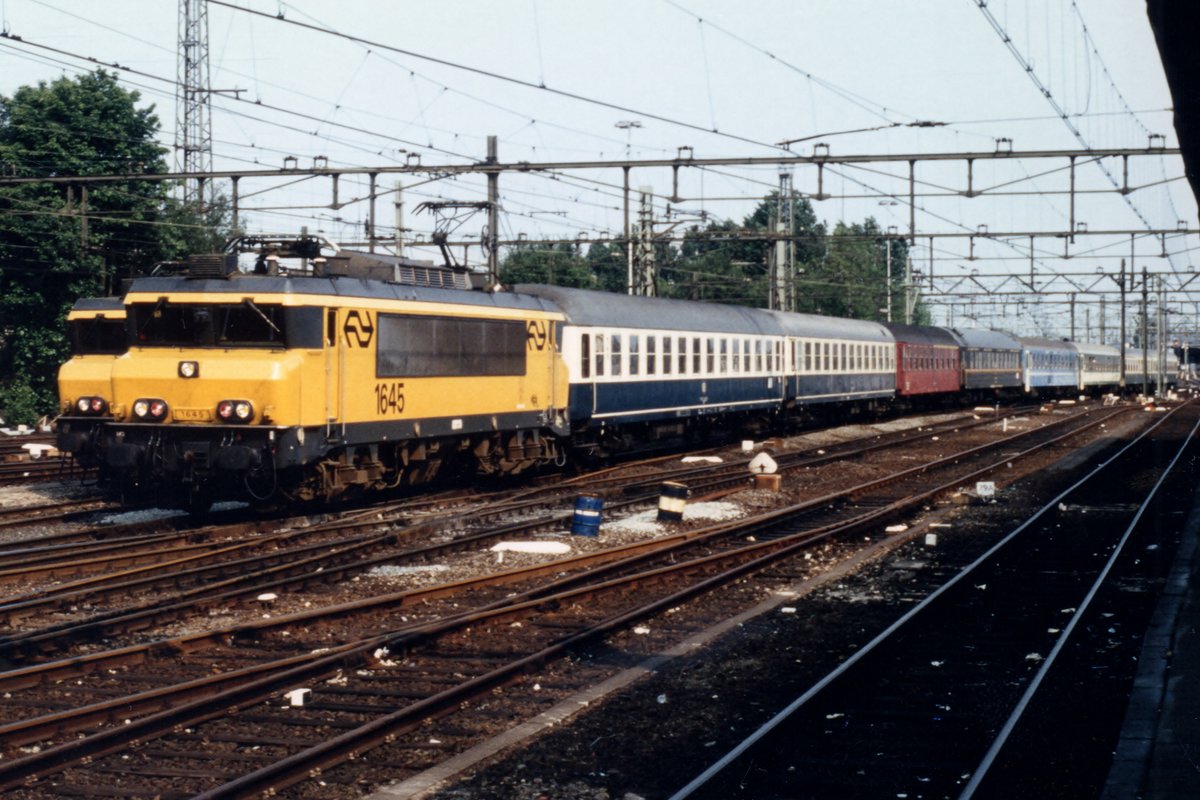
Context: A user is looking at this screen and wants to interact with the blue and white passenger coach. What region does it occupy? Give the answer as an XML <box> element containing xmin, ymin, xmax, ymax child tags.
<box><xmin>767</xmin><ymin>310</ymin><xmax>895</xmax><ymax>417</ymax></box>
<box><xmin>521</xmin><ymin>285</ymin><xmax>789</xmax><ymax>452</ymax></box>
<box><xmin>1019</xmin><ymin>336</ymin><xmax>1079</xmax><ymax>395</ymax></box>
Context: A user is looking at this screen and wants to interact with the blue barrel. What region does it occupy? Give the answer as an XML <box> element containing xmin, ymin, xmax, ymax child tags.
<box><xmin>571</xmin><ymin>494</ymin><xmax>603</xmax><ymax>536</ymax></box>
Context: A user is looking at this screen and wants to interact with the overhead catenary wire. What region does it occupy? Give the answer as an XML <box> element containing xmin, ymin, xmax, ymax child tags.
<box><xmin>208</xmin><ymin>0</ymin><xmax>790</xmax><ymax>153</ymax></box>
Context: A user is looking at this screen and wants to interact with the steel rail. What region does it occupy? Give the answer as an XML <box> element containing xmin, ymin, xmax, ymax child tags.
<box><xmin>667</xmin><ymin>401</ymin><xmax>1195</xmax><ymax>799</ymax></box>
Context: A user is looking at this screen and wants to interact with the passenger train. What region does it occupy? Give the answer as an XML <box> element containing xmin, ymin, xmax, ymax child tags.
<box><xmin>54</xmin><ymin>239</ymin><xmax>1181</xmax><ymax>509</ymax></box>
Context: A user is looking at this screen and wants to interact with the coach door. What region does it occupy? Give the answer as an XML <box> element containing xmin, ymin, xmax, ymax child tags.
<box><xmin>325</xmin><ymin>307</ymin><xmax>342</xmax><ymax>441</ymax></box>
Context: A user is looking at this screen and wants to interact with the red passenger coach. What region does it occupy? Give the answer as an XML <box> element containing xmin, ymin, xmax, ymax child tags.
<box><xmin>885</xmin><ymin>323</ymin><xmax>964</xmax><ymax>398</ymax></box>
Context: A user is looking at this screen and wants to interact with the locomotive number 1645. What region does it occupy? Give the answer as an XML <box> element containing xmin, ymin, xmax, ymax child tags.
<box><xmin>373</xmin><ymin>381</ymin><xmax>406</xmax><ymax>415</ymax></box>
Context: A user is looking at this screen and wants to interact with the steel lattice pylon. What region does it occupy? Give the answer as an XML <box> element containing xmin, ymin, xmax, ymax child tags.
<box><xmin>176</xmin><ymin>0</ymin><xmax>212</xmax><ymax>207</ymax></box>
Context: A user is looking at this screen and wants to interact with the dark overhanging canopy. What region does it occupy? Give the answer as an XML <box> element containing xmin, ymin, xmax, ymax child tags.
<box><xmin>1147</xmin><ymin>0</ymin><xmax>1200</xmax><ymax>221</ymax></box>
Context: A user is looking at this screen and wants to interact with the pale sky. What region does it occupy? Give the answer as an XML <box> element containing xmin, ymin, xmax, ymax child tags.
<box><xmin>0</xmin><ymin>0</ymin><xmax>1193</xmax><ymax>337</ymax></box>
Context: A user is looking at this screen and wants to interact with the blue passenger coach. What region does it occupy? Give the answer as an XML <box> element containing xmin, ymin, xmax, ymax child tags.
<box><xmin>520</xmin><ymin>285</ymin><xmax>787</xmax><ymax>444</ymax></box>
<box><xmin>1019</xmin><ymin>337</ymin><xmax>1078</xmax><ymax>395</ymax></box>
<box><xmin>767</xmin><ymin>311</ymin><xmax>895</xmax><ymax>414</ymax></box>
<box><xmin>953</xmin><ymin>328</ymin><xmax>1023</xmax><ymax>399</ymax></box>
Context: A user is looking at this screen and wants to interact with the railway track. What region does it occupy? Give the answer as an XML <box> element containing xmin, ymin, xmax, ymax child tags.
<box><xmin>0</xmin><ymin>402</ymin><xmax>1148</xmax><ymax>797</ymax></box>
<box><xmin>0</xmin><ymin>498</ymin><xmax>111</xmax><ymax>533</ymax></box>
<box><xmin>668</xmin><ymin>401</ymin><xmax>1200</xmax><ymax>799</ymax></box>
<box><xmin>0</xmin><ymin>457</ymin><xmax>91</xmax><ymax>487</ymax></box>
<box><xmin>0</xmin><ymin>406</ymin><xmax>1062</xmax><ymax>664</ymax></box>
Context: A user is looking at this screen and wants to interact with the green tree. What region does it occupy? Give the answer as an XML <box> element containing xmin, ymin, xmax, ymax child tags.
<box><xmin>583</xmin><ymin>240</ymin><xmax>628</xmax><ymax>293</ymax></box>
<box><xmin>499</xmin><ymin>242</ymin><xmax>595</xmax><ymax>288</ymax></box>
<box><xmin>0</xmin><ymin>70</ymin><xmax>230</xmax><ymax>423</ymax></box>
<box><xmin>664</xmin><ymin>197</ymin><xmax>931</xmax><ymax>323</ymax></box>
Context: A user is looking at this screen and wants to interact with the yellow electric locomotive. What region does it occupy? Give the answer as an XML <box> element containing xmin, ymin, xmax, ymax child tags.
<box><xmin>60</xmin><ymin>240</ymin><xmax>569</xmax><ymax>509</ymax></box>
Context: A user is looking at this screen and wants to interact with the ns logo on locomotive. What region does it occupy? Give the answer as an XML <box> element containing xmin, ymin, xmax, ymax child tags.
<box><xmin>55</xmin><ymin>235</ymin><xmax>1177</xmax><ymax>511</ymax></box>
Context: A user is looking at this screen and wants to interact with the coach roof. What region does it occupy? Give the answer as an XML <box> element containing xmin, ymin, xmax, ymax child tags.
<box><xmin>884</xmin><ymin>322</ymin><xmax>962</xmax><ymax>347</ymax></box>
<box><xmin>951</xmin><ymin>327</ymin><xmax>1022</xmax><ymax>350</ymax></box>
<box><xmin>124</xmin><ymin>275</ymin><xmax>562</xmax><ymax>314</ymax></box>
<box><xmin>516</xmin><ymin>284</ymin><xmax>782</xmax><ymax>335</ymax></box>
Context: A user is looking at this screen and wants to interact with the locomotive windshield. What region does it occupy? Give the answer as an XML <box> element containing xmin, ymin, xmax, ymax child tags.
<box><xmin>69</xmin><ymin>318</ymin><xmax>127</xmax><ymax>355</ymax></box>
<box><xmin>129</xmin><ymin>301</ymin><xmax>322</xmax><ymax>348</ymax></box>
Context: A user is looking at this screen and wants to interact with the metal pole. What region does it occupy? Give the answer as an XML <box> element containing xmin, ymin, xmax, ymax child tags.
<box><xmin>886</xmin><ymin>238</ymin><xmax>892</xmax><ymax>323</ymax></box>
<box><xmin>1158</xmin><ymin>277</ymin><xmax>1166</xmax><ymax>395</ymax></box>
<box><xmin>230</xmin><ymin>176</ymin><xmax>240</xmax><ymax>235</ymax></box>
<box><xmin>1119</xmin><ymin>258</ymin><xmax>1126</xmax><ymax>391</ymax></box>
<box><xmin>624</xmin><ymin>166</ymin><xmax>632</xmax><ymax>295</ymax></box>
<box><xmin>1099</xmin><ymin>296</ymin><xmax>1106</xmax><ymax>345</ymax></box>
<box><xmin>486</xmin><ymin>136</ymin><xmax>499</xmax><ymax>286</ymax></box>
<box><xmin>905</xmin><ymin>254</ymin><xmax>914</xmax><ymax>324</ymax></box>
<box><xmin>368</xmin><ymin>172</ymin><xmax>377</xmax><ymax>254</ymax></box>
<box><xmin>394</xmin><ymin>181</ymin><xmax>405</xmax><ymax>256</ymax></box>
<box><xmin>1142</xmin><ymin>266</ymin><xmax>1149</xmax><ymax>395</ymax></box>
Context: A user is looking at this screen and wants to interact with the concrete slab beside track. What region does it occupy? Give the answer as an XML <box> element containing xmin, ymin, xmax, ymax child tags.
<box><xmin>1104</xmin><ymin>479</ymin><xmax>1200</xmax><ymax>800</ymax></box>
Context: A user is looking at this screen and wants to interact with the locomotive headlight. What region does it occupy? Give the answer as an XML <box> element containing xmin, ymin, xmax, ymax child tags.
<box><xmin>216</xmin><ymin>399</ymin><xmax>254</xmax><ymax>423</ymax></box>
<box><xmin>178</xmin><ymin>360</ymin><xmax>199</xmax><ymax>379</ymax></box>
<box><xmin>134</xmin><ymin>398</ymin><xmax>168</xmax><ymax>421</ymax></box>
<box><xmin>74</xmin><ymin>396</ymin><xmax>108</xmax><ymax>415</ymax></box>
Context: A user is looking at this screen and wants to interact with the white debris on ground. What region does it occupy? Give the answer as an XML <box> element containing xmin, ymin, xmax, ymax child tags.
<box><xmin>0</xmin><ymin>481</ymin><xmax>96</xmax><ymax>509</ymax></box>
<box><xmin>491</xmin><ymin>540</ymin><xmax>574</xmax><ymax>563</ymax></box>
<box><xmin>604</xmin><ymin>501</ymin><xmax>744</xmax><ymax>536</ymax></box>
<box><xmin>96</xmin><ymin>500</ymin><xmax>249</xmax><ymax>526</ymax></box>
<box><xmin>366</xmin><ymin>564</ymin><xmax>451</xmax><ymax>578</ymax></box>
<box><xmin>97</xmin><ymin>508</ymin><xmax>189</xmax><ymax>525</ymax></box>
<box><xmin>490</xmin><ymin>541</ymin><xmax>573</xmax><ymax>555</ymax></box>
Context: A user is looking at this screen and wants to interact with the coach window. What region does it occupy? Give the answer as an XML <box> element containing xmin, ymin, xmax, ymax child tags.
<box><xmin>692</xmin><ymin>337</ymin><xmax>701</xmax><ymax>374</ymax></box>
<box><xmin>629</xmin><ymin>335</ymin><xmax>640</xmax><ymax>376</ymax></box>
<box><xmin>612</xmin><ymin>334</ymin><xmax>623</xmax><ymax>376</ymax></box>
<box><xmin>706</xmin><ymin>338</ymin><xmax>715</xmax><ymax>374</ymax></box>
<box><xmin>802</xmin><ymin>341</ymin><xmax>811</xmax><ymax>372</ymax></box>
<box><xmin>594</xmin><ymin>333</ymin><xmax>605</xmax><ymax>377</ymax></box>
<box><xmin>731</xmin><ymin>339</ymin><xmax>740</xmax><ymax>373</ymax></box>
<box><xmin>662</xmin><ymin>336</ymin><xmax>672</xmax><ymax>374</ymax></box>
<box><xmin>581</xmin><ymin>333</ymin><xmax>591</xmax><ymax>379</ymax></box>
<box><xmin>719</xmin><ymin>339</ymin><xmax>728</xmax><ymax>373</ymax></box>
<box><xmin>647</xmin><ymin>335</ymin><xmax>657</xmax><ymax>375</ymax></box>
